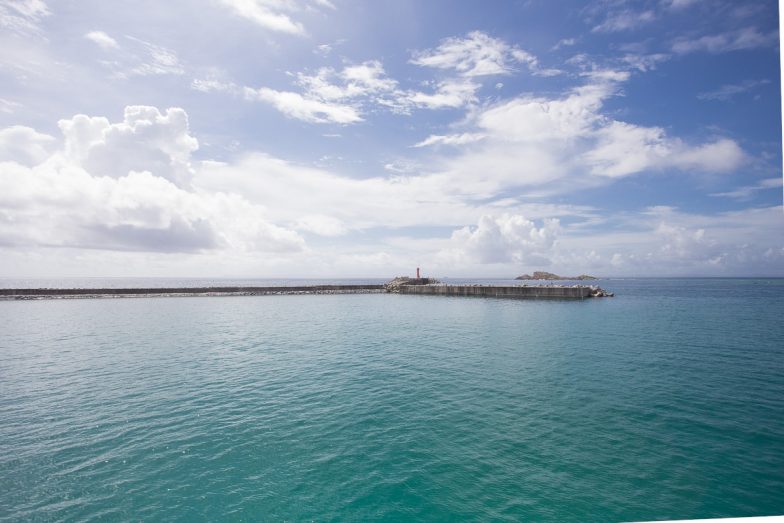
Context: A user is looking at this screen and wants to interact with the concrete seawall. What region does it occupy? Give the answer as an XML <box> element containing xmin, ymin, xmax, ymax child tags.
<box><xmin>398</xmin><ymin>285</ymin><xmax>593</xmax><ymax>299</ymax></box>
<box><xmin>0</xmin><ymin>283</ymin><xmax>609</xmax><ymax>301</ymax></box>
<box><xmin>0</xmin><ymin>285</ymin><xmax>385</xmax><ymax>300</ymax></box>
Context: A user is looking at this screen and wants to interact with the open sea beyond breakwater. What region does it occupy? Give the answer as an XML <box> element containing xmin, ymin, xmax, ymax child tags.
<box><xmin>1</xmin><ymin>278</ymin><xmax>783</xmax><ymax>521</ymax></box>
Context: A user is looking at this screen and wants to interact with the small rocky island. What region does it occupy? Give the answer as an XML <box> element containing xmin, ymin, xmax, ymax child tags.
<box><xmin>516</xmin><ymin>271</ymin><xmax>598</xmax><ymax>281</ymax></box>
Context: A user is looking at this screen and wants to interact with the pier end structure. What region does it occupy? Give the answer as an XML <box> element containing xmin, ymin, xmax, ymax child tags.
<box><xmin>397</xmin><ymin>284</ymin><xmax>594</xmax><ymax>299</ymax></box>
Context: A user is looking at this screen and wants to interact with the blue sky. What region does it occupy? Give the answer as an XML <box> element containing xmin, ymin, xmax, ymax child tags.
<box><xmin>0</xmin><ymin>0</ymin><xmax>781</xmax><ymax>277</ymax></box>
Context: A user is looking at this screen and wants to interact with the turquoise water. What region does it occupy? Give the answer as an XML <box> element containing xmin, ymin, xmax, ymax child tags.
<box><xmin>1</xmin><ymin>279</ymin><xmax>783</xmax><ymax>521</ymax></box>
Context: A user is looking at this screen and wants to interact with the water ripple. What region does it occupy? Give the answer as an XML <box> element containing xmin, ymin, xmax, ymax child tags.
<box><xmin>1</xmin><ymin>280</ymin><xmax>783</xmax><ymax>521</ymax></box>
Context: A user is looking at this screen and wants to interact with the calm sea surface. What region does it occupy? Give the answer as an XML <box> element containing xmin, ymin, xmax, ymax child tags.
<box><xmin>1</xmin><ymin>278</ymin><xmax>783</xmax><ymax>521</ymax></box>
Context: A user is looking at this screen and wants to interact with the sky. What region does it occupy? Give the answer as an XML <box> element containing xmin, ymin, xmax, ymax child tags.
<box><xmin>0</xmin><ymin>0</ymin><xmax>781</xmax><ymax>278</ymax></box>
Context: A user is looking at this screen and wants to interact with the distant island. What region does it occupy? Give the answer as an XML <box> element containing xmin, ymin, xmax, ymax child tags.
<box><xmin>515</xmin><ymin>271</ymin><xmax>598</xmax><ymax>281</ymax></box>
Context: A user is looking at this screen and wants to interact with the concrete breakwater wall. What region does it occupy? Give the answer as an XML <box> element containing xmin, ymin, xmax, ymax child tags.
<box><xmin>398</xmin><ymin>284</ymin><xmax>593</xmax><ymax>299</ymax></box>
<box><xmin>0</xmin><ymin>283</ymin><xmax>610</xmax><ymax>301</ymax></box>
<box><xmin>0</xmin><ymin>285</ymin><xmax>385</xmax><ymax>300</ymax></box>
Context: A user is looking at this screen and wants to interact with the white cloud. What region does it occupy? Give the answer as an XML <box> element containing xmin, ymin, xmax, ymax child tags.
<box><xmin>407</xmin><ymin>79</ymin><xmax>480</xmax><ymax>109</ymax></box>
<box><xmin>314</xmin><ymin>43</ymin><xmax>332</xmax><ymax>55</ymax></box>
<box><xmin>312</xmin><ymin>0</ymin><xmax>335</xmax><ymax>9</ymax></box>
<box><xmin>191</xmin><ymin>77</ymin><xmax>238</xmax><ymax>94</ymax></box>
<box><xmin>411</xmin><ymin>31</ymin><xmax>539</xmax><ymax>77</ymax></box>
<box><xmin>477</xmin><ymin>82</ymin><xmax>610</xmax><ymax>142</ymax></box>
<box><xmin>584</xmin><ymin>122</ymin><xmax>745</xmax><ymax>177</ymax></box>
<box><xmin>711</xmin><ymin>177</ymin><xmax>783</xmax><ymax>200</ymax></box>
<box><xmin>587</xmin><ymin>205</ymin><xmax>784</xmax><ymax>275</ymax></box>
<box><xmin>428</xmin><ymin>74</ymin><xmax>745</xmax><ymax>196</ymax></box>
<box><xmin>341</xmin><ymin>61</ymin><xmax>398</xmax><ymax>95</ymax></box>
<box><xmin>663</xmin><ymin>0</ymin><xmax>698</xmax><ymax>9</ymax></box>
<box><xmin>413</xmin><ymin>133</ymin><xmax>485</xmax><ymax>148</ymax></box>
<box><xmin>79</xmin><ymin>35</ymin><xmax>185</xmax><ymax>79</ymax></box>
<box><xmin>245</xmin><ymin>86</ymin><xmax>363</xmax><ymax>124</ymax></box>
<box><xmin>592</xmin><ymin>10</ymin><xmax>656</xmax><ymax>33</ymax></box>
<box><xmin>247</xmin><ymin>58</ymin><xmax>484</xmax><ymax>122</ymax></box>
<box><xmin>697</xmin><ymin>79</ymin><xmax>771</xmax><ymax>101</ymax></box>
<box><xmin>672</xmin><ymin>27</ymin><xmax>778</xmax><ymax>54</ymax></box>
<box><xmin>0</xmin><ymin>0</ymin><xmax>49</xmax><ymax>34</ymax></box>
<box><xmin>195</xmin><ymin>150</ymin><xmax>597</xmax><ymax>241</ymax></box>
<box><xmin>0</xmin><ymin>98</ymin><xmax>20</xmax><ymax>113</ymax></box>
<box><xmin>295</xmin><ymin>214</ymin><xmax>347</xmax><ymax>236</ymax></box>
<box><xmin>57</xmin><ymin>106</ymin><xmax>199</xmax><ymax>187</ymax></box>
<box><xmin>297</xmin><ymin>60</ymin><xmax>398</xmax><ymax>101</ymax></box>
<box><xmin>442</xmin><ymin>214</ymin><xmax>560</xmax><ymax>265</ymax></box>
<box><xmin>217</xmin><ymin>0</ymin><xmax>305</xmax><ymax>35</ymax></box>
<box><xmin>84</xmin><ymin>30</ymin><xmax>118</xmax><ymax>50</ymax></box>
<box><xmin>0</xmin><ymin>106</ymin><xmax>305</xmax><ymax>254</ymax></box>
<box><xmin>0</xmin><ymin>104</ymin><xmax>772</xmax><ymax>277</ymax></box>
<box><xmin>0</xmin><ymin>125</ymin><xmax>55</xmax><ymax>165</ymax></box>
<box><xmin>245</xmin><ymin>60</ymin><xmax>410</xmax><ymax>122</ymax></box>
<box><xmin>666</xmin><ymin>139</ymin><xmax>745</xmax><ymax>172</ymax></box>
<box><xmin>125</xmin><ymin>37</ymin><xmax>184</xmax><ymax>76</ymax></box>
<box><xmin>429</xmin><ymin>205</ymin><xmax>784</xmax><ymax>276</ymax></box>
<box><xmin>622</xmin><ymin>53</ymin><xmax>670</xmax><ymax>72</ymax></box>
<box><xmin>552</xmin><ymin>38</ymin><xmax>576</xmax><ymax>51</ymax></box>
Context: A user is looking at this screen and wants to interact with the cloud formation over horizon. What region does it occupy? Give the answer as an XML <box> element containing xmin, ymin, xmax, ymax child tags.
<box><xmin>0</xmin><ymin>0</ymin><xmax>780</xmax><ymax>277</ymax></box>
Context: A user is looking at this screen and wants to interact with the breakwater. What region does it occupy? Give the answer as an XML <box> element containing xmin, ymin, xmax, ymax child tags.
<box><xmin>398</xmin><ymin>284</ymin><xmax>594</xmax><ymax>299</ymax></box>
<box><xmin>0</xmin><ymin>285</ymin><xmax>385</xmax><ymax>300</ymax></box>
<box><xmin>0</xmin><ymin>280</ymin><xmax>612</xmax><ymax>300</ymax></box>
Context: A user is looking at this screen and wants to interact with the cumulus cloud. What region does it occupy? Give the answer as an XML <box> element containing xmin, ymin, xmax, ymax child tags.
<box><xmin>0</xmin><ymin>106</ymin><xmax>305</xmax><ymax>254</ymax></box>
<box><xmin>58</xmin><ymin>106</ymin><xmax>199</xmax><ymax>187</ymax></box>
<box><xmin>430</xmin><ymin>206</ymin><xmax>784</xmax><ymax>276</ymax></box>
<box><xmin>595</xmin><ymin>206</ymin><xmax>784</xmax><ymax>275</ymax></box>
<box><xmin>411</xmin><ymin>31</ymin><xmax>539</xmax><ymax>76</ymax></box>
<box><xmin>84</xmin><ymin>30</ymin><xmax>118</xmax><ymax>50</ymax></box>
<box><xmin>442</xmin><ymin>214</ymin><xmax>560</xmax><ymax>265</ymax></box>
<box><xmin>0</xmin><ymin>104</ymin><xmax>778</xmax><ymax>276</ymax></box>
<box><xmin>0</xmin><ymin>125</ymin><xmax>55</xmax><ymax>165</ymax></box>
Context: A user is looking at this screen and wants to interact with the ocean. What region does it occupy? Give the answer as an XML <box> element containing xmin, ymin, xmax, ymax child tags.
<box><xmin>1</xmin><ymin>278</ymin><xmax>782</xmax><ymax>521</ymax></box>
